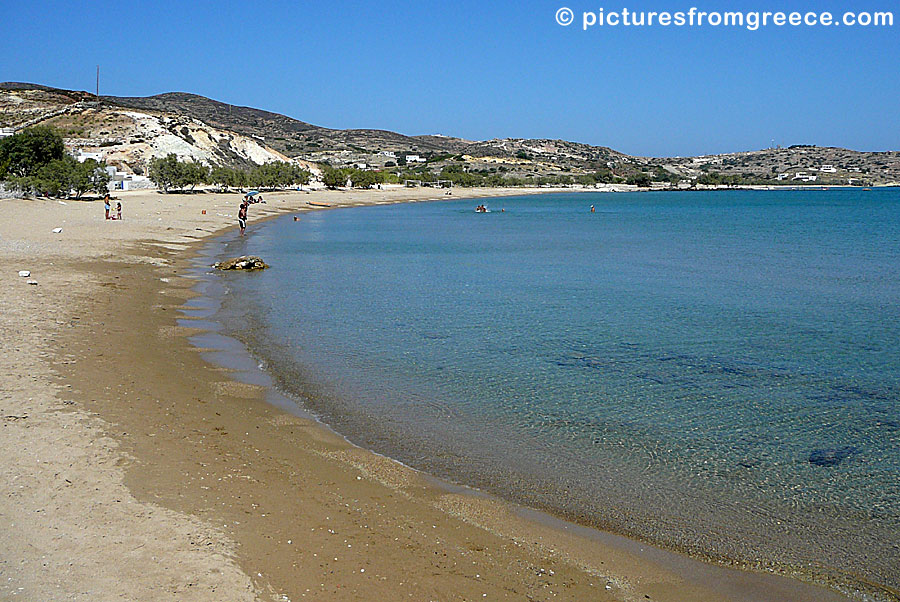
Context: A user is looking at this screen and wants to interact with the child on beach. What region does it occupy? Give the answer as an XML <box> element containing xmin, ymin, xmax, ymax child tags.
<box><xmin>116</xmin><ymin>202</ymin><xmax>122</xmax><ymax>220</ymax></box>
<box><xmin>104</xmin><ymin>195</ymin><xmax>111</xmax><ymax>220</ymax></box>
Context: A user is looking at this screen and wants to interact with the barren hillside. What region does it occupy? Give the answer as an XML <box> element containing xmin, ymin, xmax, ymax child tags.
<box><xmin>2</xmin><ymin>82</ymin><xmax>897</xmax><ymax>185</ymax></box>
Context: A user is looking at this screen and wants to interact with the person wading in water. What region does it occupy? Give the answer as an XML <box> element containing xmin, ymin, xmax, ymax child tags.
<box><xmin>238</xmin><ymin>201</ymin><xmax>248</xmax><ymax>236</ymax></box>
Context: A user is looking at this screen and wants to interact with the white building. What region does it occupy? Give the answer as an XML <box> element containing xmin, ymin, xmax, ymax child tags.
<box><xmin>109</xmin><ymin>173</ymin><xmax>152</xmax><ymax>191</ymax></box>
<box><xmin>0</xmin><ymin>128</ymin><xmax>14</xmax><ymax>138</ymax></box>
<box><xmin>405</xmin><ymin>154</ymin><xmax>426</xmax><ymax>163</ymax></box>
<box><xmin>792</xmin><ymin>172</ymin><xmax>818</xmax><ymax>182</ymax></box>
<box><xmin>820</xmin><ymin>165</ymin><xmax>837</xmax><ymax>173</ymax></box>
<box><xmin>76</xmin><ymin>149</ymin><xmax>103</xmax><ymax>163</ymax></box>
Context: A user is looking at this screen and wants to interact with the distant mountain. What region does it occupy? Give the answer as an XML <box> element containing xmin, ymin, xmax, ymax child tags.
<box><xmin>1</xmin><ymin>82</ymin><xmax>897</xmax><ymax>186</ymax></box>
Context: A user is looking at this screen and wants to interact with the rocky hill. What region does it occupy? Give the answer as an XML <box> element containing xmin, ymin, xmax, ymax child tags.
<box><xmin>1</xmin><ymin>82</ymin><xmax>897</xmax><ymax>186</ymax></box>
<box><xmin>0</xmin><ymin>83</ymin><xmax>294</xmax><ymax>176</ymax></box>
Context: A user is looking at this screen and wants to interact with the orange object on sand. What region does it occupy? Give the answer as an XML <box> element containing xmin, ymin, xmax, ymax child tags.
<box><xmin>202</xmin><ymin>210</ymin><xmax>207</xmax><ymax>214</ymax></box>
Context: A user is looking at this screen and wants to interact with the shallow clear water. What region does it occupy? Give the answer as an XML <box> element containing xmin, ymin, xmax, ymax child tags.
<box><xmin>214</xmin><ymin>190</ymin><xmax>900</xmax><ymax>594</ymax></box>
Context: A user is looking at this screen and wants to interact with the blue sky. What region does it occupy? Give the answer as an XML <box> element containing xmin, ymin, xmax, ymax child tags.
<box><xmin>2</xmin><ymin>0</ymin><xmax>897</xmax><ymax>156</ymax></box>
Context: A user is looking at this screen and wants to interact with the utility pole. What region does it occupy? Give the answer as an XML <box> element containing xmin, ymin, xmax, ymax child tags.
<box><xmin>96</xmin><ymin>65</ymin><xmax>100</xmax><ymax>99</ymax></box>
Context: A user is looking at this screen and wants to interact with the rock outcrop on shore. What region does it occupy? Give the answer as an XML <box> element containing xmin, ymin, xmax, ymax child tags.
<box><xmin>214</xmin><ymin>255</ymin><xmax>269</xmax><ymax>271</ymax></box>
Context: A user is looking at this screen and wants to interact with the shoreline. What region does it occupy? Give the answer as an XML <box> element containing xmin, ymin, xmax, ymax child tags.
<box><xmin>0</xmin><ymin>187</ymin><xmax>882</xmax><ymax>601</ymax></box>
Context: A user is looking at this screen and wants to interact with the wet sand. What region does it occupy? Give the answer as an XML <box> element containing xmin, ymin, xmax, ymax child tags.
<box><xmin>0</xmin><ymin>186</ymin><xmax>866</xmax><ymax>601</ymax></box>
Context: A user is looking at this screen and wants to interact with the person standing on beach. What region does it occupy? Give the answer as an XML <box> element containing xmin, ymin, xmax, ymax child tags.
<box><xmin>116</xmin><ymin>202</ymin><xmax>122</xmax><ymax>221</ymax></box>
<box><xmin>238</xmin><ymin>201</ymin><xmax>248</xmax><ymax>236</ymax></box>
<box><xmin>104</xmin><ymin>195</ymin><xmax>111</xmax><ymax>220</ymax></box>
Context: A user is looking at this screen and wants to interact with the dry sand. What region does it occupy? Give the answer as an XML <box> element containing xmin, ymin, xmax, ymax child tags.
<box><xmin>0</xmin><ymin>186</ymin><xmax>860</xmax><ymax>601</ymax></box>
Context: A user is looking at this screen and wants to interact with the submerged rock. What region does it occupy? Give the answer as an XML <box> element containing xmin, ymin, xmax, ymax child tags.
<box><xmin>808</xmin><ymin>446</ymin><xmax>857</xmax><ymax>467</ymax></box>
<box><xmin>214</xmin><ymin>256</ymin><xmax>269</xmax><ymax>271</ymax></box>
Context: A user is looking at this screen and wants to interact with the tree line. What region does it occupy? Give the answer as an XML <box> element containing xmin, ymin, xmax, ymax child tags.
<box><xmin>318</xmin><ymin>163</ymin><xmax>633</xmax><ymax>189</ymax></box>
<box><xmin>149</xmin><ymin>154</ymin><xmax>311</xmax><ymax>193</ymax></box>
<box><xmin>0</xmin><ymin>126</ymin><xmax>111</xmax><ymax>198</ymax></box>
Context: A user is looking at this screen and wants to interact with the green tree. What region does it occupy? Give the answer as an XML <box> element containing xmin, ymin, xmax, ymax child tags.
<box><xmin>0</xmin><ymin>126</ymin><xmax>65</xmax><ymax>179</ymax></box>
<box><xmin>626</xmin><ymin>173</ymin><xmax>651</xmax><ymax>187</ymax></box>
<box><xmin>178</xmin><ymin>161</ymin><xmax>209</xmax><ymax>191</ymax></box>
<box><xmin>148</xmin><ymin>154</ymin><xmax>208</xmax><ymax>192</ymax></box>
<box><xmin>34</xmin><ymin>156</ymin><xmax>76</xmax><ymax>197</ymax></box>
<box><xmin>349</xmin><ymin>169</ymin><xmax>378</xmax><ymax>188</ymax></box>
<box><xmin>322</xmin><ymin>167</ymin><xmax>347</xmax><ymax>189</ymax></box>
<box><xmin>71</xmin><ymin>159</ymin><xmax>111</xmax><ymax>198</ymax></box>
<box><xmin>149</xmin><ymin>154</ymin><xmax>180</xmax><ymax>192</ymax></box>
<box><xmin>210</xmin><ymin>166</ymin><xmax>237</xmax><ymax>191</ymax></box>
<box><xmin>293</xmin><ymin>165</ymin><xmax>311</xmax><ymax>187</ymax></box>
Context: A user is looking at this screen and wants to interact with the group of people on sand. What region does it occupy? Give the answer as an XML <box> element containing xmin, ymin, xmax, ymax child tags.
<box><xmin>103</xmin><ymin>194</ymin><xmax>122</xmax><ymax>220</ymax></box>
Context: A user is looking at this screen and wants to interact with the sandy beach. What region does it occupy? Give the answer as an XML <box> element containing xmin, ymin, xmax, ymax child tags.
<box><xmin>0</xmin><ymin>186</ymin><xmax>862</xmax><ymax>602</ymax></box>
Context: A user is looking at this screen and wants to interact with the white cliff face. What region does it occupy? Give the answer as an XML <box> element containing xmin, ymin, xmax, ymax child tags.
<box><xmin>115</xmin><ymin>110</ymin><xmax>287</xmax><ymax>169</ymax></box>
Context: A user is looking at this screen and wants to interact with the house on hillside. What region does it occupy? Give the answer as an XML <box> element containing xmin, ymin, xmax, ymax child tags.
<box><xmin>820</xmin><ymin>165</ymin><xmax>837</xmax><ymax>173</ymax></box>
<box><xmin>405</xmin><ymin>154</ymin><xmax>426</xmax><ymax>163</ymax></box>
<box><xmin>792</xmin><ymin>172</ymin><xmax>818</xmax><ymax>182</ymax></box>
<box><xmin>76</xmin><ymin>150</ymin><xmax>103</xmax><ymax>163</ymax></box>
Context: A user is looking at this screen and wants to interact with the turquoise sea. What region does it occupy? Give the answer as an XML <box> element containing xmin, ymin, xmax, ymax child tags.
<box><xmin>209</xmin><ymin>189</ymin><xmax>900</xmax><ymax>595</ymax></box>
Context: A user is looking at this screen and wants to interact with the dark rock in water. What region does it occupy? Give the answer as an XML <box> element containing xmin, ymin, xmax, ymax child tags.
<box><xmin>214</xmin><ymin>256</ymin><xmax>269</xmax><ymax>271</ymax></box>
<box><xmin>808</xmin><ymin>446</ymin><xmax>857</xmax><ymax>467</ymax></box>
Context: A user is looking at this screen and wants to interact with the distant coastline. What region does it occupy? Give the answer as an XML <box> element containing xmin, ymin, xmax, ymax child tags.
<box><xmin>2</xmin><ymin>82</ymin><xmax>898</xmax><ymax>197</ymax></box>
